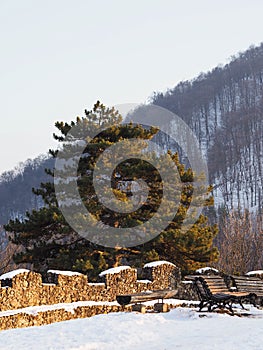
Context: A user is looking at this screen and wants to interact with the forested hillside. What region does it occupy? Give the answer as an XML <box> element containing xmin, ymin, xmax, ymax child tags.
<box><xmin>152</xmin><ymin>43</ymin><xmax>263</xmax><ymax>213</ymax></box>
<box><xmin>0</xmin><ymin>156</ymin><xmax>53</xmax><ymax>273</ymax></box>
<box><xmin>0</xmin><ymin>155</ymin><xmax>53</xmax><ymax>224</ymax></box>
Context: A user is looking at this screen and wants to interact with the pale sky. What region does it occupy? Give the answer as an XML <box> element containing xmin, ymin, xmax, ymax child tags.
<box><xmin>1</xmin><ymin>0</ymin><xmax>263</xmax><ymax>173</ymax></box>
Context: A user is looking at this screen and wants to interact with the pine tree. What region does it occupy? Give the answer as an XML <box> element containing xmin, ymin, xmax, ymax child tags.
<box><xmin>5</xmin><ymin>102</ymin><xmax>218</xmax><ymax>279</ymax></box>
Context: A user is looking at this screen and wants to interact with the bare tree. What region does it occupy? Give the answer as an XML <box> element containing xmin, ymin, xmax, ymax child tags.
<box><xmin>215</xmin><ymin>210</ymin><xmax>263</xmax><ymax>275</ymax></box>
<box><xmin>0</xmin><ymin>227</ymin><xmax>31</xmax><ymax>274</ymax></box>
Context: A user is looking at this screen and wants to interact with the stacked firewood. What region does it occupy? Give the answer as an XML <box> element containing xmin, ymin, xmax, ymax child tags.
<box><xmin>99</xmin><ymin>267</ymin><xmax>138</xmax><ymax>301</ymax></box>
<box><xmin>0</xmin><ymin>261</ymin><xmax>182</xmax><ymax>312</ymax></box>
<box><xmin>0</xmin><ymin>304</ymin><xmax>132</xmax><ymax>331</ymax></box>
<box><xmin>0</xmin><ymin>271</ymin><xmax>42</xmax><ymax>311</ymax></box>
<box><xmin>142</xmin><ymin>262</ymin><xmax>181</xmax><ymax>290</ymax></box>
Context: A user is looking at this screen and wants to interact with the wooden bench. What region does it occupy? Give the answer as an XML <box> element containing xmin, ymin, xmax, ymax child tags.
<box><xmin>116</xmin><ymin>289</ymin><xmax>178</xmax><ymax>307</ymax></box>
<box><xmin>193</xmin><ymin>275</ymin><xmax>255</xmax><ymax>314</ymax></box>
<box><xmin>230</xmin><ymin>275</ymin><xmax>263</xmax><ymax>306</ymax></box>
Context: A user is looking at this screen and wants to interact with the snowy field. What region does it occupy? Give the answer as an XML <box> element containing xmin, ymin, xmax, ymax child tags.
<box><xmin>0</xmin><ymin>302</ymin><xmax>263</xmax><ymax>350</ymax></box>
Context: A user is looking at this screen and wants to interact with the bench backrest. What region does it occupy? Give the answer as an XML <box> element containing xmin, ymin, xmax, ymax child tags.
<box><xmin>194</xmin><ymin>278</ymin><xmax>210</xmax><ymax>301</ymax></box>
<box><xmin>232</xmin><ymin>276</ymin><xmax>263</xmax><ymax>294</ymax></box>
<box><xmin>196</xmin><ymin>276</ymin><xmax>230</xmax><ymax>296</ymax></box>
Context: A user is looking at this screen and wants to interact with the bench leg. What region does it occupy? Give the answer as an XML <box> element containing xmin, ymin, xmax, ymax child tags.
<box><xmin>199</xmin><ymin>300</ymin><xmax>212</xmax><ymax>312</ymax></box>
<box><xmin>241</xmin><ymin>302</ymin><xmax>246</xmax><ymax>309</ymax></box>
<box><xmin>226</xmin><ymin>302</ymin><xmax>234</xmax><ymax>315</ymax></box>
<box><xmin>199</xmin><ymin>299</ymin><xmax>235</xmax><ymax>314</ymax></box>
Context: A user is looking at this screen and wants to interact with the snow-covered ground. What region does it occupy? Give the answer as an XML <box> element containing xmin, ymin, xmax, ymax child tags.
<box><xmin>1</xmin><ymin>302</ymin><xmax>263</xmax><ymax>350</ymax></box>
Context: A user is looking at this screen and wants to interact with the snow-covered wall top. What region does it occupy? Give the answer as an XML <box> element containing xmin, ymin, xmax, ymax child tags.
<box><xmin>0</xmin><ymin>269</ymin><xmax>30</xmax><ymax>280</ymax></box>
<box><xmin>99</xmin><ymin>266</ymin><xmax>131</xmax><ymax>277</ymax></box>
<box><xmin>47</xmin><ymin>270</ymin><xmax>82</xmax><ymax>277</ymax></box>
<box><xmin>144</xmin><ymin>261</ymin><xmax>176</xmax><ymax>268</ymax></box>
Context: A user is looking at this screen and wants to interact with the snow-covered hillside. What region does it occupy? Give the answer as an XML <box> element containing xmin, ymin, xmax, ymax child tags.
<box><xmin>152</xmin><ymin>43</ymin><xmax>263</xmax><ymax>213</ymax></box>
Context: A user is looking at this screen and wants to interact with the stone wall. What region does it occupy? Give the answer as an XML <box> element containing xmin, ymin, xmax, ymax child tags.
<box><xmin>0</xmin><ymin>261</ymin><xmax>180</xmax><ymax>330</ymax></box>
<box><xmin>0</xmin><ymin>261</ymin><xmax>180</xmax><ymax>311</ymax></box>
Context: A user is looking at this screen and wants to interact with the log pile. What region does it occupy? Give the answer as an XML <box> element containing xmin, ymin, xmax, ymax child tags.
<box><xmin>0</xmin><ymin>303</ymin><xmax>132</xmax><ymax>331</ymax></box>
<box><xmin>99</xmin><ymin>267</ymin><xmax>138</xmax><ymax>301</ymax></box>
<box><xmin>176</xmin><ymin>280</ymin><xmax>199</xmax><ymax>301</ymax></box>
<box><xmin>0</xmin><ymin>261</ymin><xmax>182</xmax><ymax>329</ymax></box>
<box><xmin>46</xmin><ymin>270</ymin><xmax>89</xmax><ymax>303</ymax></box>
<box><xmin>0</xmin><ymin>262</ymin><xmax>182</xmax><ymax>312</ymax></box>
<box><xmin>0</xmin><ymin>271</ymin><xmax>42</xmax><ymax>311</ymax></box>
<box><xmin>142</xmin><ymin>261</ymin><xmax>181</xmax><ymax>289</ymax></box>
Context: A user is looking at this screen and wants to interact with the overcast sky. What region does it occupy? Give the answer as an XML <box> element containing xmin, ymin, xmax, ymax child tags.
<box><xmin>1</xmin><ymin>0</ymin><xmax>263</xmax><ymax>173</ymax></box>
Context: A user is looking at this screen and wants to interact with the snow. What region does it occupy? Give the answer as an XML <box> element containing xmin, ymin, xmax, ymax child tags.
<box><xmin>143</xmin><ymin>260</ymin><xmax>176</xmax><ymax>268</ymax></box>
<box><xmin>99</xmin><ymin>266</ymin><xmax>131</xmax><ymax>277</ymax></box>
<box><xmin>181</xmin><ymin>280</ymin><xmax>193</xmax><ymax>284</ymax></box>
<box><xmin>47</xmin><ymin>270</ymin><xmax>82</xmax><ymax>276</ymax></box>
<box><xmin>230</xmin><ymin>287</ymin><xmax>237</xmax><ymax>291</ymax></box>
<box><xmin>0</xmin><ymin>303</ymin><xmax>263</xmax><ymax>350</ymax></box>
<box><xmin>195</xmin><ymin>267</ymin><xmax>219</xmax><ymax>274</ymax></box>
<box><xmin>0</xmin><ymin>269</ymin><xmax>30</xmax><ymax>280</ymax></box>
<box><xmin>246</xmin><ymin>270</ymin><xmax>263</xmax><ymax>276</ymax></box>
<box><xmin>137</xmin><ymin>279</ymin><xmax>152</xmax><ymax>284</ymax></box>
